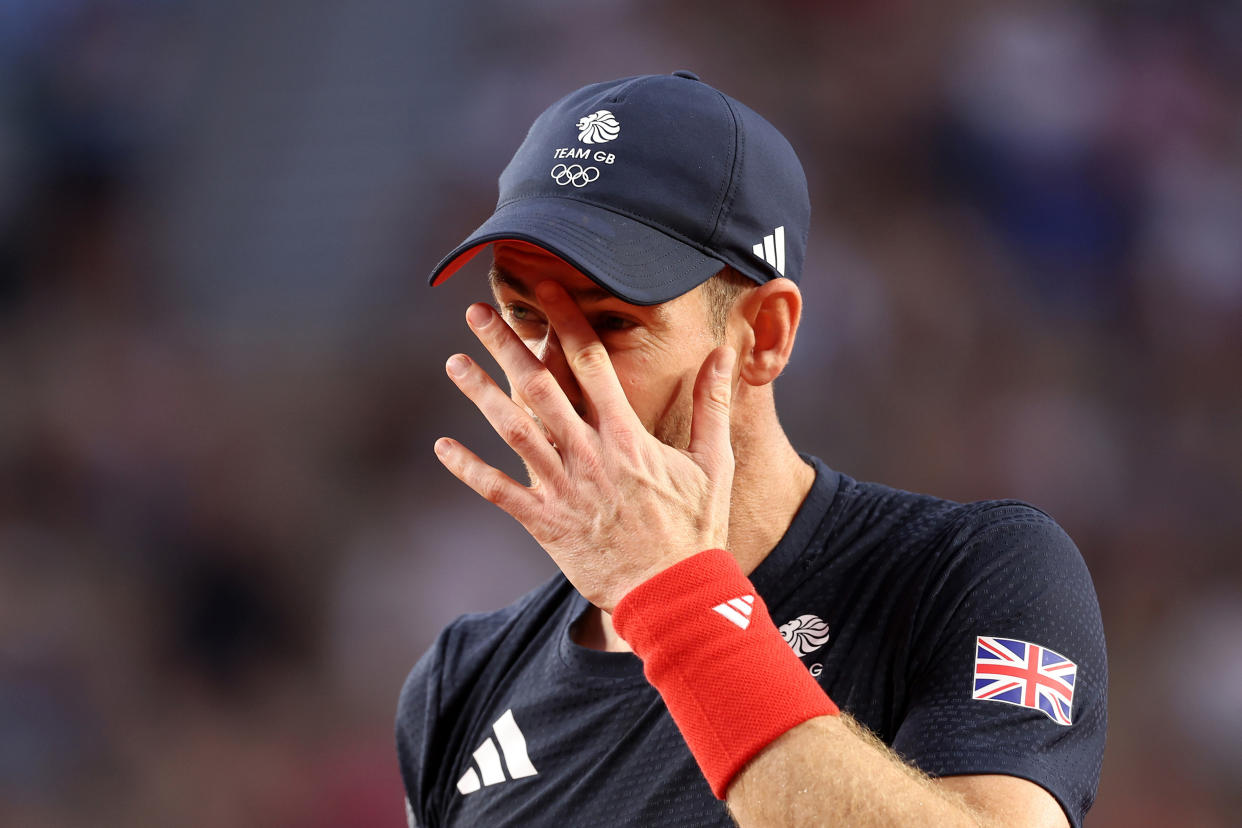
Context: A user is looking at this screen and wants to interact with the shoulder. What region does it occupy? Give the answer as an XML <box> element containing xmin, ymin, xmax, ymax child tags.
<box><xmin>951</xmin><ymin>499</ymin><xmax>1075</xmax><ymax>548</ymax></box>
<box><xmin>824</xmin><ymin>474</ymin><xmax>965</xmax><ymax>552</ymax></box>
<box><xmin>835</xmin><ymin>472</ymin><xmax>1082</xmax><ymax>570</ymax></box>
<box><xmin>938</xmin><ymin>499</ymin><xmax>1092</xmax><ymax>599</ymax></box>
<box><xmin>399</xmin><ymin>573</ymin><xmax>573</xmax><ymax>710</ymax></box>
<box><xmin>815</xmin><ymin>471</ymin><xmax>1097</xmax><ymax>626</ymax></box>
<box><xmin>887</xmin><ymin>495</ymin><xmax>1105</xmax><ymax>707</ymax></box>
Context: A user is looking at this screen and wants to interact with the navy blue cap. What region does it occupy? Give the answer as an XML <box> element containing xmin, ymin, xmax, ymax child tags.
<box><xmin>429</xmin><ymin>73</ymin><xmax>810</xmax><ymax>305</ymax></box>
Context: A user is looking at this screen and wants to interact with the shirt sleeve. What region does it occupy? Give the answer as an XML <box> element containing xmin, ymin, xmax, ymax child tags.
<box><xmin>890</xmin><ymin>505</ymin><xmax>1107</xmax><ymax>828</ymax></box>
<box><xmin>396</xmin><ymin>630</ymin><xmax>451</xmax><ymax>828</ymax></box>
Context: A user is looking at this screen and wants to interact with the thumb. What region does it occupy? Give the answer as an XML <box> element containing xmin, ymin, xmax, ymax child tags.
<box><xmin>687</xmin><ymin>346</ymin><xmax>736</xmax><ymax>474</ymax></box>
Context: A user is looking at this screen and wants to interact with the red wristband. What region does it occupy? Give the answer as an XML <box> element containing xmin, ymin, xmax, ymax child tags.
<box><xmin>611</xmin><ymin>549</ymin><xmax>838</xmax><ymax>799</ymax></box>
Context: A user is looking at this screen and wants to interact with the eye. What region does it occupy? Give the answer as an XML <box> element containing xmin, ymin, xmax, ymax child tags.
<box><xmin>595</xmin><ymin>314</ymin><xmax>636</xmax><ymax>332</ymax></box>
<box><xmin>503</xmin><ymin>303</ymin><xmax>544</xmax><ymax>326</ymax></box>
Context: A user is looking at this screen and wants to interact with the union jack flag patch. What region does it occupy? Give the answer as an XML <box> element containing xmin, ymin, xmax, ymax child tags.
<box><xmin>972</xmin><ymin>636</ymin><xmax>1076</xmax><ymax>726</ymax></box>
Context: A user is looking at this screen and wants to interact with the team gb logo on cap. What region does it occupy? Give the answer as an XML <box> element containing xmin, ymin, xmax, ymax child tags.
<box><xmin>577</xmin><ymin>110</ymin><xmax>620</xmax><ymax>144</ymax></box>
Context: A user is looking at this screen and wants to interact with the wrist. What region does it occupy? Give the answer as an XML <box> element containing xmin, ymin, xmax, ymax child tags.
<box><xmin>611</xmin><ymin>549</ymin><xmax>838</xmax><ymax>798</ymax></box>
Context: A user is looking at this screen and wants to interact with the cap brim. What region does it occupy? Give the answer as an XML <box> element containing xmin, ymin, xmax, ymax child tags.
<box><xmin>428</xmin><ymin>197</ymin><xmax>726</xmax><ymax>306</ymax></box>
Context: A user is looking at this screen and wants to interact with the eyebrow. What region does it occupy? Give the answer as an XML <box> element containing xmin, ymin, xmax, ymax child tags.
<box><xmin>489</xmin><ymin>265</ymin><xmax>637</xmax><ymax>307</ymax></box>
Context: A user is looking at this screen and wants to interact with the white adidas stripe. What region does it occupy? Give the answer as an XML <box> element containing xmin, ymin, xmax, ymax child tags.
<box><xmin>493</xmin><ymin>709</ymin><xmax>537</xmax><ymax>779</ymax></box>
<box><xmin>473</xmin><ymin>738</ymin><xmax>505</xmax><ymax>786</ymax></box>
<box><xmin>713</xmin><ymin>594</ymin><xmax>755</xmax><ymax>629</ymax></box>
<box><xmin>456</xmin><ymin>767</ymin><xmax>481</xmax><ymax>795</ymax></box>
<box><xmin>751</xmin><ymin>226</ymin><xmax>785</xmax><ymax>276</ymax></box>
<box><xmin>456</xmin><ymin>708</ymin><xmax>539</xmax><ymax>796</ymax></box>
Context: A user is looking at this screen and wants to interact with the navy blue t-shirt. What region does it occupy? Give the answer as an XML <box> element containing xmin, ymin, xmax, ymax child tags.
<box><xmin>396</xmin><ymin>458</ymin><xmax>1107</xmax><ymax>827</ymax></box>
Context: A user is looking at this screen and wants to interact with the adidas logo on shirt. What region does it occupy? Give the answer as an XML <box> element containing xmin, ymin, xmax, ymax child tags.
<box><xmin>456</xmin><ymin>709</ymin><xmax>538</xmax><ymax>795</ymax></box>
<box><xmin>712</xmin><ymin>594</ymin><xmax>755</xmax><ymax>629</ymax></box>
<box><xmin>752</xmin><ymin>226</ymin><xmax>786</xmax><ymax>276</ymax></box>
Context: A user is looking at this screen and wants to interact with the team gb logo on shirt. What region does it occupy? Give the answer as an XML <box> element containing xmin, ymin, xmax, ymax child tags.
<box><xmin>779</xmin><ymin>614</ymin><xmax>831</xmax><ymax>657</ymax></box>
<box><xmin>577</xmin><ymin>110</ymin><xmax>620</xmax><ymax>144</ymax></box>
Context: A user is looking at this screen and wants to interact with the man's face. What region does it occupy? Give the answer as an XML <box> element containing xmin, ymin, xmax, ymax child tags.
<box><xmin>488</xmin><ymin>241</ymin><xmax>720</xmax><ymax>451</ymax></box>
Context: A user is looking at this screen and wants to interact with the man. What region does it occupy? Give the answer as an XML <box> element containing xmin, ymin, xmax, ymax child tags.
<box><xmin>397</xmin><ymin>72</ymin><xmax>1106</xmax><ymax>827</ymax></box>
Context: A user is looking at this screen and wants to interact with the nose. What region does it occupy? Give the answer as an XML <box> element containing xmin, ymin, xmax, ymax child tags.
<box><xmin>529</xmin><ymin>329</ymin><xmax>585</xmax><ymax>415</ymax></box>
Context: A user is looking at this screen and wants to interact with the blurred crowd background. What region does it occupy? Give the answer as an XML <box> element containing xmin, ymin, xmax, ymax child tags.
<box><xmin>2</xmin><ymin>0</ymin><xmax>1240</xmax><ymax>825</ymax></box>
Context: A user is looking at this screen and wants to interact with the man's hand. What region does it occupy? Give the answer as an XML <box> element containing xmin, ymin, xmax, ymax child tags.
<box><xmin>433</xmin><ymin>280</ymin><xmax>736</xmax><ymax>612</ymax></box>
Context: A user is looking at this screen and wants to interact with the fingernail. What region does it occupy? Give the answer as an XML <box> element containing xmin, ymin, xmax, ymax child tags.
<box><xmin>715</xmin><ymin>347</ymin><xmax>736</xmax><ymax>377</ymax></box>
<box><xmin>434</xmin><ymin>437</ymin><xmax>452</xmax><ymax>457</ymax></box>
<box><xmin>466</xmin><ymin>304</ymin><xmax>493</xmax><ymax>328</ymax></box>
<box><xmin>446</xmin><ymin>354</ymin><xmax>469</xmax><ymax>377</ymax></box>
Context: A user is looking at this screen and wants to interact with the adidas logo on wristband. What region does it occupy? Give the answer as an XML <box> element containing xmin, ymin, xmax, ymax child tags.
<box><xmin>712</xmin><ymin>594</ymin><xmax>755</xmax><ymax>629</ymax></box>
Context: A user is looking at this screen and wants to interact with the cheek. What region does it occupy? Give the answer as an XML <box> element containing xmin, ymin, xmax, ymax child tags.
<box><xmin>616</xmin><ymin>351</ymin><xmax>701</xmax><ymax>432</ymax></box>
<box><xmin>617</xmin><ymin>362</ymin><xmax>653</xmax><ymax>415</ymax></box>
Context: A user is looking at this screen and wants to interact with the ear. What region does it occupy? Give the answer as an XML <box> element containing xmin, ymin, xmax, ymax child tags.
<box><xmin>733</xmin><ymin>278</ymin><xmax>802</xmax><ymax>387</ymax></box>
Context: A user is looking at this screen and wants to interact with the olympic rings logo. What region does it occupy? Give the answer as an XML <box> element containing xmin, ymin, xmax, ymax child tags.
<box><xmin>550</xmin><ymin>164</ymin><xmax>600</xmax><ymax>188</ymax></box>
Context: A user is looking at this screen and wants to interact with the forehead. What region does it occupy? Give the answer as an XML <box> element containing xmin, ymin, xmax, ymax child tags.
<box><xmin>490</xmin><ymin>241</ymin><xmax>616</xmax><ymax>301</ymax></box>
<box><xmin>488</xmin><ymin>241</ymin><xmax>707</xmax><ymax>326</ymax></box>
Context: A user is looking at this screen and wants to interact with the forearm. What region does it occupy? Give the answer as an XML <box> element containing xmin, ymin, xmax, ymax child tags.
<box><xmin>726</xmin><ymin>714</ymin><xmax>988</xmax><ymax>828</ymax></box>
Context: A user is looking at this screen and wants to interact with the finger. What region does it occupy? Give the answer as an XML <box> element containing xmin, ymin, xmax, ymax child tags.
<box><xmin>535</xmin><ymin>281</ymin><xmax>636</xmax><ymax>427</ymax></box>
<box><xmin>687</xmin><ymin>346</ymin><xmax>736</xmax><ymax>476</ymax></box>
<box><xmin>434</xmin><ymin>436</ymin><xmax>542</xmax><ymax>519</ymax></box>
<box><xmin>465</xmin><ymin>303</ymin><xmax>582</xmax><ymax>440</ymax></box>
<box><xmin>445</xmin><ymin>353</ymin><xmax>563</xmax><ymax>479</ymax></box>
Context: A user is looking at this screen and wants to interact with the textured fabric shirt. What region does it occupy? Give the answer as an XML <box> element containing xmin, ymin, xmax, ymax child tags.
<box><xmin>396</xmin><ymin>458</ymin><xmax>1107</xmax><ymax>827</ymax></box>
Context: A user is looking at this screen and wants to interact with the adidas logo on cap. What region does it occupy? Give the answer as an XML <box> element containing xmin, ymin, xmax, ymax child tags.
<box><xmin>752</xmin><ymin>226</ymin><xmax>785</xmax><ymax>276</ymax></box>
<box><xmin>456</xmin><ymin>709</ymin><xmax>538</xmax><ymax>795</ymax></box>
